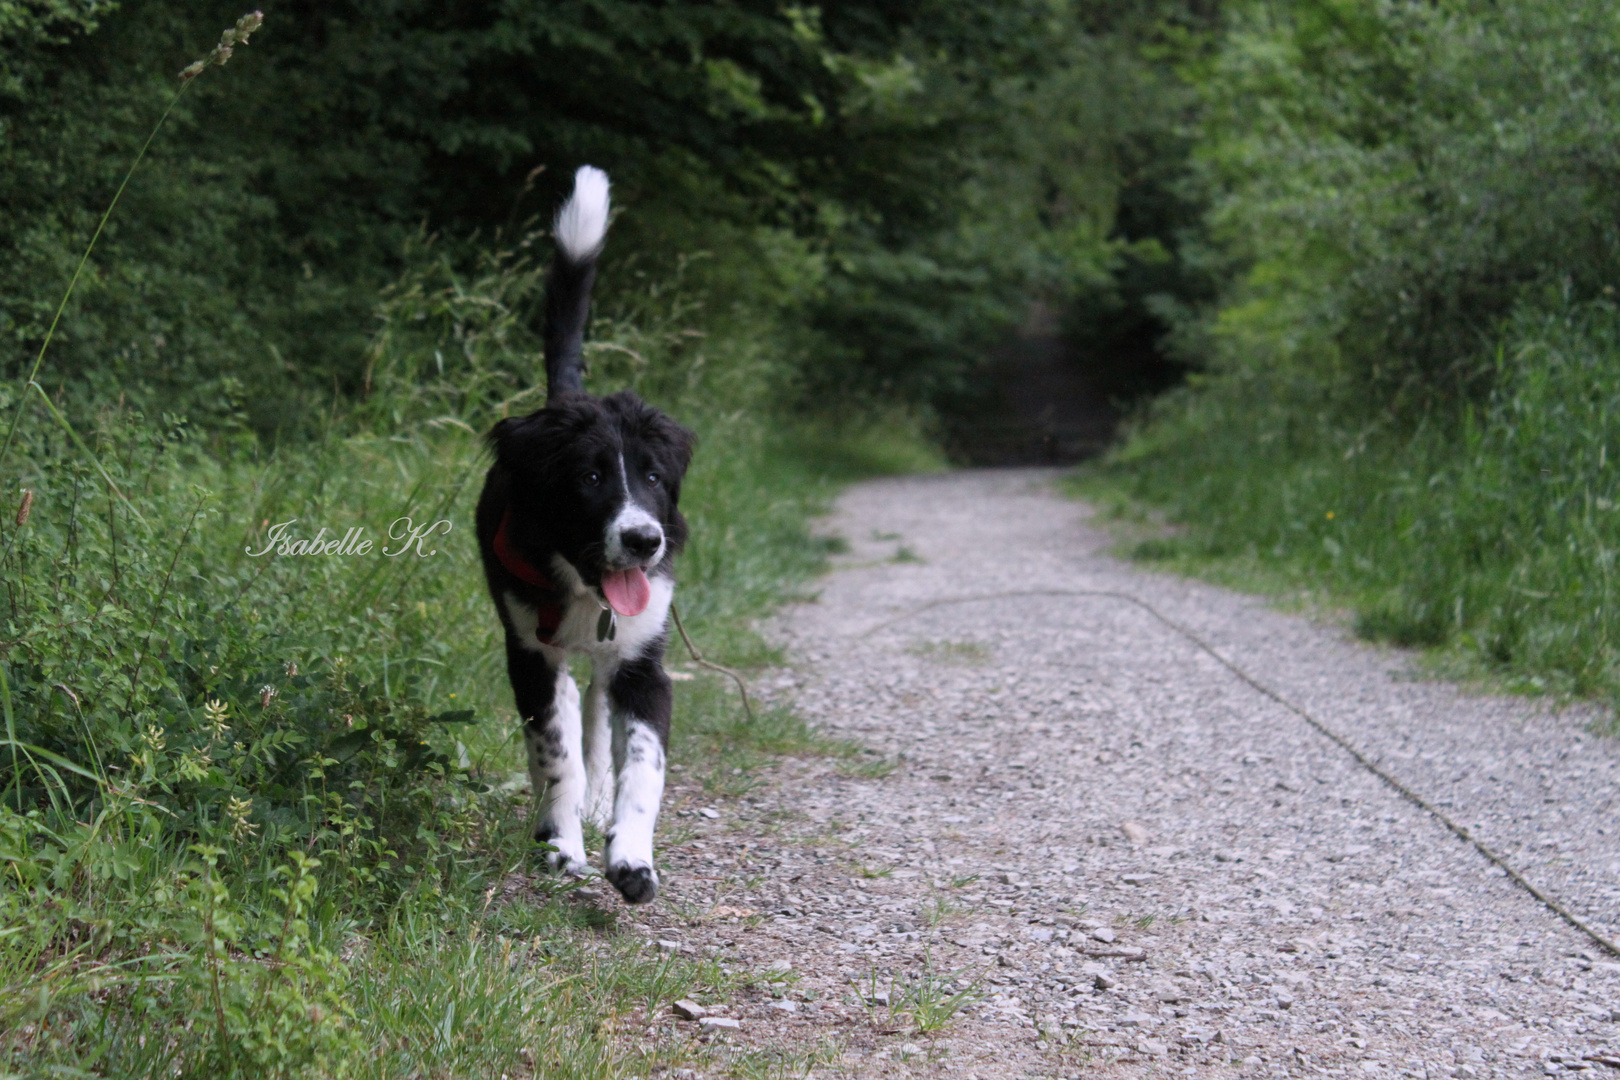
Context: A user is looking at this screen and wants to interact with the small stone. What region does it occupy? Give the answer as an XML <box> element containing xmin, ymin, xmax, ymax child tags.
<box><xmin>999</xmin><ymin>871</ymin><xmax>1023</xmax><ymax>885</ymax></box>
<box><xmin>1277</xmin><ymin>992</ymin><xmax>1294</xmax><ymax>1009</ymax></box>
<box><xmin>656</xmin><ymin>940</ymin><xmax>682</xmax><ymax>953</ymax></box>
<box><xmin>1029</xmin><ymin>927</ymin><xmax>1054</xmax><ymax>942</ymax></box>
<box><xmin>1121</xmin><ymin>821</ymin><xmax>1150</xmax><ymax>844</ymax></box>
<box><xmin>699</xmin><ymin>807</ymin><xmax>720</xmax><ymax>819</ymax></box>
<box><xmin>1210</xmin><ymin>1030</ymin><xmax>1224</xmax><ymax>1044</ymax></box>
<box><xmin>1140</xmin><ymin>1040</ymin><xmax>1169</xmax><ymax>1055</ymax></box>
<box><xmin>1326</xmin><ymin>845</ymin><xmax>1370</xmax><ymax>863</ymax></box>
<box><xmin>1093</xmin><ymin>971</ymin><xmax>1119</xmax><ymax>990</ymax></box>
<box><xmin>1119</xmin><ymin>1011</ymin><xmax>1155</xmax><ymax>1027</ymax></box>
<box><xmin>1214</xmin><ymin>850</ymin><xmax>1243</xmax><ymax>863</ymax></box>
<box><xmin>767</xmin><ymin>999</ymin><xmax>799</xmax><ymax>1013</ymax></box>
<box><xmin>1121</xmin><ymin>873</ymin><xmax>1154</xmax><ymax>886</ymax></box>
<box><xmin>1091</xmin><ymin>927</ymin><xmax>1116</xmax><ymax>943</ymax></box>
<box><xmin>698</xmin><ymin>1016</ymin><xmax>740</xmax><ymax>1030</ymax></box>
<box><xmin>867</xmin><ymin>989</ymin><xmax>891</xmax><ymax>1006</ymax></box>
<box><xmin>671</xmin><ymin>999</ymin><xmax>707</xmax><ymax>1020</ymax></box>
<box><xmin>766</xmin><ymin>959</ymin><xmax>792</xmax><ymax>973</ymax></box>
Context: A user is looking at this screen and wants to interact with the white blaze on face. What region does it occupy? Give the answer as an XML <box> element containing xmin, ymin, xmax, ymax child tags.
<box><xmin>603</xmin><ymin>453</ymin><xmax>665</xmax><ymax>566</ymax></box>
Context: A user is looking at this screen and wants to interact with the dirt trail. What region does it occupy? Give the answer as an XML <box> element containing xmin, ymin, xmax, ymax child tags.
<box><xmin>626</xmin><ymin>469</ymin><xmax>1620</xmax><ymax>1079</ymax></box>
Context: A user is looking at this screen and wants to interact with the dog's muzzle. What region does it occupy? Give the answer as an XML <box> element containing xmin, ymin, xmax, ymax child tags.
<box><xmin>617</xmin><ymin>524</ymin><xmax>663</xmax><ymax>564</ymax></box>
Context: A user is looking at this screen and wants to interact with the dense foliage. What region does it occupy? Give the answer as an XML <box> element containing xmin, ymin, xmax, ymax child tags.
<box><xmin>1102</xmin><ymin>0</ymin><xmax>1620</xmax><ymax>702</ymax></box>
<box><xmin>0</xmin><ymin>0</ymin><xmax>1156</xmax><ymax>434</ymax></box>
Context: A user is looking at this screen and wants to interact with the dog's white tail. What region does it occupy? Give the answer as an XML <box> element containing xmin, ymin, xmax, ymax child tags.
<box><xmin>545</xmin><ymin>166</ymin><xmax>612</xmax><ymax>401</ymax></box>
<box><xmin>554</xmin><ymin>166</ymin><xmax>611</xmax><ymax>263</ymax></box>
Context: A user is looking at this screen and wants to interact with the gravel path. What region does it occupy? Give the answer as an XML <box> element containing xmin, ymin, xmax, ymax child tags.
<box><xmin>625</xmin><ymin>469</ymin><xmax>1620</xmax><ymax>1078</ymax></box>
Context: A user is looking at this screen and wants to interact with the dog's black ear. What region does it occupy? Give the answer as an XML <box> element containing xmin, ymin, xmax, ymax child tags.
<box><xmin>487</xmin><ymin>415</ymin><xmax>534</xmax><ymax>463</ymax></box>
<box><xmin>650</xmin><ymin>412</ymin><xmax>696</xmax><ymax>481</ymax></box>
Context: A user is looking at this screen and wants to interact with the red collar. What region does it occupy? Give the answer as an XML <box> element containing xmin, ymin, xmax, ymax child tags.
<box><xmin>494</xmin><ymin>509</ymin><xmax>555</xmax><ymax>590</ymax></box>
<box><xmin>494</xmin><ymin>508</ymin><xmax>564</xmax><ymax>646</ymax></box>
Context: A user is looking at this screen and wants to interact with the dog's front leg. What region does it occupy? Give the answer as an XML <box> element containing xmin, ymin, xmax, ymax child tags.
<box><xmin>581</xmin><ymin>675</ymin><xmax>613</xmax><ymax>831</ymax></box>
<box><xmin>603</xmin><ymin>654</ymin><xmax>671</xmax><ymax>904</ymax></box>
<box><xmin>506</xmin><ymin>634</ymin><xmax>588</xmax><ymax>875</ymax></box>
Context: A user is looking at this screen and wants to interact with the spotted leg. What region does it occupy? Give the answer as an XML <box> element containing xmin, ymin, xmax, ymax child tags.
<box><xmin>603</xmin><ymin>651</ymin><xmax>671</xmax><ymax>904</ymax></box>
<box><xmin>506</xmin><ymin>633</ymin><xmax>587</xmax><ymax>875</ymax></box>
<box><xmin>582</xmin><ymin>675</ymin><xmax>613</xmax><ymax>831</ymax></box>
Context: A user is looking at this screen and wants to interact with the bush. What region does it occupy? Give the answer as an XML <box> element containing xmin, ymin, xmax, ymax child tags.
<box><xmin>1191</xmin><ymin>0</ymin><xmax>1620</xmax><ymax>411</ymax></box>
<box><xmin>1105</xmin><ymin>295</ymin><xmax>1620</xmax><ymax>700</ymax></box>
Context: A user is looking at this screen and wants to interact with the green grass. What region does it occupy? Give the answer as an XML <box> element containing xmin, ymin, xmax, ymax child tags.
<box><xmin>905</xmin><ymin>639</ymin><xmax>993</xmax><ymax>666</ymax></box>
<box><xmin>1067</xmin><ymin>296</ymin><xmax>1620</xmax><ymax>717</ymax></box>
<box><xmin>0</xmin><ymin>230</ymin><xmax>939</xmax><ymax>1076</ymax></box>
<box><xmin>856</xmin><ymin>954</ymin><xmax>984</xmax><ymax>1035</ymax></box>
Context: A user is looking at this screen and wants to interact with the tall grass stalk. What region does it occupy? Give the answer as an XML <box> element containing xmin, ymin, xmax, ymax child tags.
<box><xmin>0</xmin><ymin>11</ymin><xmax>263</xmax><ymax>481</ymax></box>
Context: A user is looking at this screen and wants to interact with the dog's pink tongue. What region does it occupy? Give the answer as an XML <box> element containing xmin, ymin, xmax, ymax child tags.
<box><xmin>601</xmin><ymin>567</ymin><xmax>651</xmax><ymax>617</ymax></box>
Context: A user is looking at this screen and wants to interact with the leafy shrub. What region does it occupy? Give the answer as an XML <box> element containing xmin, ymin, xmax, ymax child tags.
<box><xmin>1109</xmin><ymin>296</ymin><xmax>1620</xmax><ymax>699</ymax></box>
<box><xmin>1192</xmin><ymin>0</ymin><xmax>1620</xmax><ymax>411</ymax></box>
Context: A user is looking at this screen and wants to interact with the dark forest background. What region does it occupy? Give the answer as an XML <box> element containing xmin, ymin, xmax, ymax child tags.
<box><xmin>0</xmin><ymin>0</ymin><xmax>1213</xmax><ymax>447</ymax></box>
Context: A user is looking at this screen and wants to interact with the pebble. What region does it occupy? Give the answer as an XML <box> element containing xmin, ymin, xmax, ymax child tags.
<box><xmin>671</xmin><ymin>999</ymin><xmax>707</xmax><ymax>1020</ymax></box>
<box><xmin>1090</xmin><ymin>927</ymin><xmax>1116</xmax><ymax>943</ymax></box>
<box><xmin>698</xmin><ymin>1016</ymin><xmax>740</xmax><ymax>1030</ymax></box>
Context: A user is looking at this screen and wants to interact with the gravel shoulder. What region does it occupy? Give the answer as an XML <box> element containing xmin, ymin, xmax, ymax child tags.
<box><xmin>621</xmin><ymin>469</ymin><xmax>1620</xmax><ymax>1079</ymax></box>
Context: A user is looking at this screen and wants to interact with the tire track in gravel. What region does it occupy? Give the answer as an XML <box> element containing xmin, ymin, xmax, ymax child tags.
<box><xmin>622</xmin><ymin>469</ymin><xmax>1620</xmax><ymax>1079</ymax></box>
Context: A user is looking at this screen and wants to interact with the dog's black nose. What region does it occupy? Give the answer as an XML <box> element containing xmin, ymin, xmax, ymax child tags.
<box><xmin>620</xmin><ymin>526</ymin><xmax>662</xmax><ymax>560</ymax></box>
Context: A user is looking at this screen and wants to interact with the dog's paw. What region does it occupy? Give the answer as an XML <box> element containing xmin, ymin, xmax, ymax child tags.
<box><xmin>605</xmin><ymin>862</ymin><xmax>659</xmax><ymax>905</ymax></box>
<box><xmin>535</xmin><ymin>826</ymin><xmax>588</xmax><ymax>877</ymax></box>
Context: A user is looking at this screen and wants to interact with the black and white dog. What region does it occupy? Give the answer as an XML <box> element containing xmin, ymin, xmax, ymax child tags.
<box><xmin>475</xmin><ymin>166</ymin><xmax>693</xmax><ymax>905</ymax></box>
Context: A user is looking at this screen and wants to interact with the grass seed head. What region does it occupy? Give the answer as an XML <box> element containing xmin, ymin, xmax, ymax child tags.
<box><xmin>180</xmin><ymin>10</ymin><xmax>265</xmax><ymax>81</ymax></box>
<box><xmin>14</xmin><ymin>489</ymin><xmax>31</xmax><ymax>527</ymax></box>
<box><xmin>227</xmin><ymin>796</ymin><xmax>258</xmax><ymax>840</ymax></box>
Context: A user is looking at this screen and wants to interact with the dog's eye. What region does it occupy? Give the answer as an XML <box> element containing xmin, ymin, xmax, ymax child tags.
<box><xmin>584</xmin><ymin>471</ymin><xmax>601</xmax><ymax>487</ymax></box>
<box><xmin>646</xmin><ymin>471</ymin><xmax>660</xmax><ymax>486</ymax></box>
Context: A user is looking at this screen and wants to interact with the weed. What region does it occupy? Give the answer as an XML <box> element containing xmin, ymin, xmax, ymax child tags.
<box><xmin>857</xmin><ymin>955</ymin><xmax>985</xmax><ymax>1034</ymax></box>
<box><xmin>837</xmin><ymin>753</ymin><xmax>900</xmax><ymax>779</ymax></box>
<box><xmin>920</xmin><ymin>893</ymin><xmax>964</xmax><ymax>927</ymax></box>
<box><xmin>726</xmin><ymin>1037</ymin><xmax>843</xmax><ymax>1080</ymax></box>
<box><xmin>907</xmin><ymin>639</ymin><xmax>994</xmax><ymax>665</ymax></box>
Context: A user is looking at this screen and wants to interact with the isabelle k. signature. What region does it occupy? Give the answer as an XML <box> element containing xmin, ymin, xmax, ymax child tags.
<box><xmin>245</xmin><ymin>517</ymin><xmax>452</xmax><ymax>558</ymax></box>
